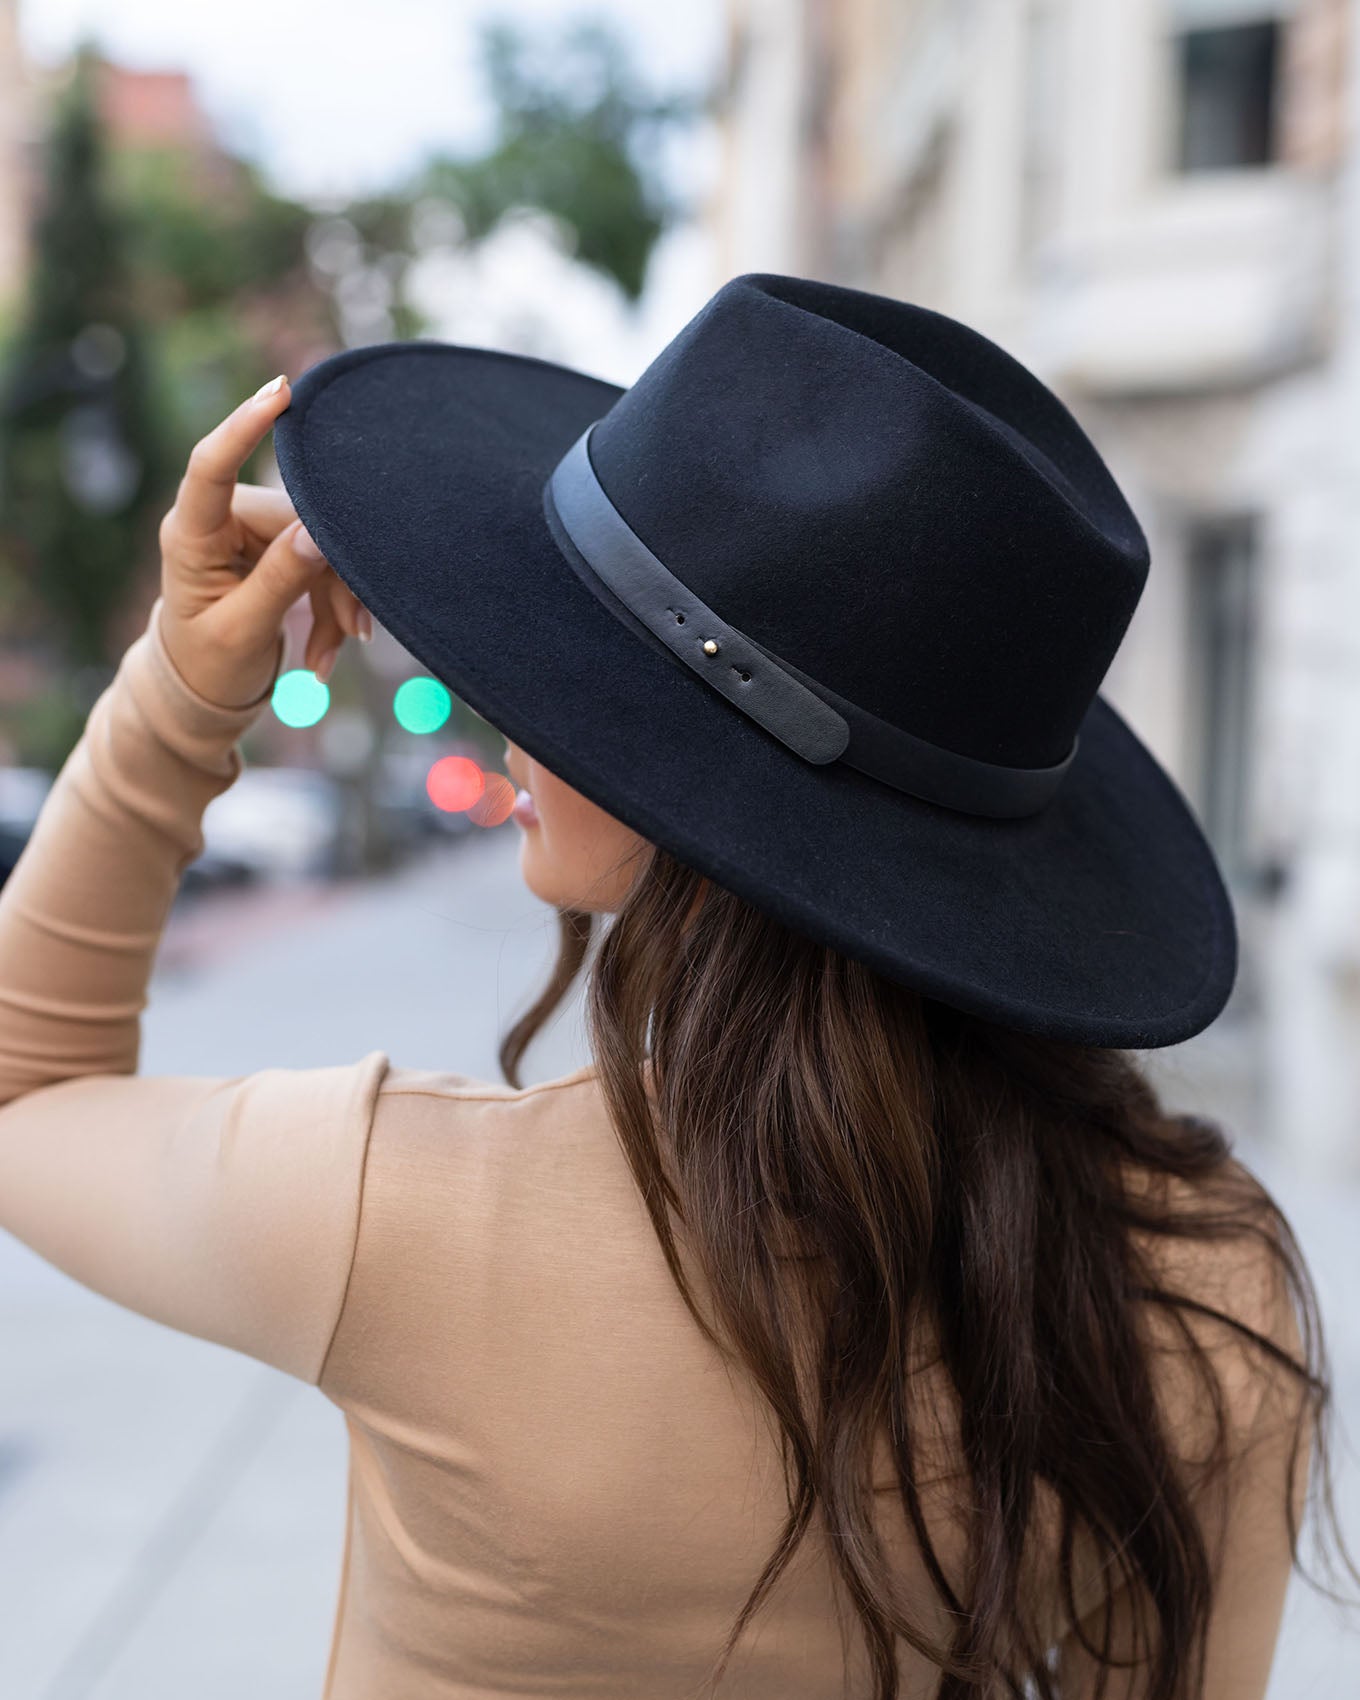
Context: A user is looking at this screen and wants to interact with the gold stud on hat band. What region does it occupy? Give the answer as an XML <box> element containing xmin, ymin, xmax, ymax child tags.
<box><xmin>543</xmin><ymin>423</ymin><xmax>1081</xmax><ymax>815</ymax></box>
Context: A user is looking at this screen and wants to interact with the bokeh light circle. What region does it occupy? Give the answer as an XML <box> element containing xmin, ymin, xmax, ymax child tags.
<box><xmin>427</xmin><ymin>756</ymin><xmax>485</xmax><ymax>812</ymax></box>
<box><xmin>468</xmin><ymin>772</ymin><xmax>517</xmax><ymax>828</ymax></box>
<box><xmin>272</xmin><ymin>668</ymin><xmax>330</xmax><ymax>728</ymax></box>
<box><xmin>394</xmin><ymin>676</ymin><xmax>453</xmax><ymax>734</ymax></box>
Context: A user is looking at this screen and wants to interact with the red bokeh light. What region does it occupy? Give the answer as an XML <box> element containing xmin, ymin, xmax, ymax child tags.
<box><xmin>427</xmin><ymin>756</ymin><xmax>485</xmax><ymax>812</ymax></box>
<box><xmin>468</xmin><ymin>773</ymin><xmax>517</xmax><ymax>828</ymax></box>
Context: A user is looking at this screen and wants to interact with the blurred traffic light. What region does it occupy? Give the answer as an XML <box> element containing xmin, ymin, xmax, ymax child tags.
<box><xmin>426</xmin><ymin>755</ymin><xmax>483</xmax><ymax>812</ymax></box>
<box><xmin>468</xmin><ymin>773</ymin><xmax>516</xmax><ymax>827</ymax></box>
<box><xmin>271</xmin><ymin>668</ymin><xmax>330</xmax><ymax>728</ymax></box>
<box><xmin>393</xmin><ymin>677</ymin><xmax>452</xmax><ymax>734</ymax></box>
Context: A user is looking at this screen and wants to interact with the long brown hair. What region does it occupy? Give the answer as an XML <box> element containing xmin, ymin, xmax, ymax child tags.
<box><xmin>499</xmin><ymin>842</ymin><xmax>1353</xmax><ymax>1698</ymax></box>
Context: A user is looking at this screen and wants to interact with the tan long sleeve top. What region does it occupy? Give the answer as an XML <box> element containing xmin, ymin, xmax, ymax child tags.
<box><xmin>0</xmin><ymin>595</ymin><xmax>1306</xmax><ymax>1699</ymax></box>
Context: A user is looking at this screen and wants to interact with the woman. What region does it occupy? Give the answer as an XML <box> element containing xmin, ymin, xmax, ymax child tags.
<box><xmin>0</xmin><ymin>273</ymin><xmax>1346</xmax><ymax>1699</ymax></box>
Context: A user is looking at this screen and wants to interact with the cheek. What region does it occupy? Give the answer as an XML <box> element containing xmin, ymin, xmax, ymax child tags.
<box><xmin>521</xmin><ymin>778</ymin><xmax>643</xmax><ymax>909</ymax></box>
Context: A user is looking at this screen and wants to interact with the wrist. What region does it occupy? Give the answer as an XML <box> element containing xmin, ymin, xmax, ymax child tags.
<box><xmin>151</xmin><ymin>597</ymin><xmax>287</xmax><ymax>718</ymax></box>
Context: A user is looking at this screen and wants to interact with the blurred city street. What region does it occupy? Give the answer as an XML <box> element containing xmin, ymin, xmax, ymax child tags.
<box><xmin>0</xmin><ymin>827</ymin><xmax>1352</xmax><ymax>1699</ymax></box>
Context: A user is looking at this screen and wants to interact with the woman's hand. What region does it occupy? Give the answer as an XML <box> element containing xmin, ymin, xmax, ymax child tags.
<box><xmin>157</xmin><ymin>373</ymin><xmax>372</xmax><ymax>709</ymax></box>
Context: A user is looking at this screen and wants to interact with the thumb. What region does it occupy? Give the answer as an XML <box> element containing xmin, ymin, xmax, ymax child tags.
<box><xmin>230</xmin><ymin>517</ymin><xmax>332</xmax><ymax>642</ymax></box>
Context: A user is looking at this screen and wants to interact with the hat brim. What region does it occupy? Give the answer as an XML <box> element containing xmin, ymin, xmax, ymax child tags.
<box><xmin>272</xmin><ymin>340</ymin><xmax>1236</xmax><ymax>1049</ymax></box>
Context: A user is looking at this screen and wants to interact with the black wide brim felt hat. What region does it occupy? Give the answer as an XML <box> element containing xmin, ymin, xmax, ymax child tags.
<box><xmin>272</xmin><ymin>272</ymin><xmax>1236</xmax><ymax>1049</ymax></box>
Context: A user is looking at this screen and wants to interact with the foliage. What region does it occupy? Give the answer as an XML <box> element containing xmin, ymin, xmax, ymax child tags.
<box><xmin>0</xmin><ymin>43</ymin><xmax>171</xmax><ymax>674</ymax></box>
<box><xmin>416</xmin><ymin>19</ymin><xmax>697</xmax><ymax>300</ymax></box>
<box><xmin>104</xmin><ymin>144</ymin><xmax>332</xmax><ymax>458</ymax></box>
<box><xmin>0</xmin><ymin>15</ymin><xmax>698</xmax><ymax>776</ymax></box>
<box><xmin>109</xmin><ymin>146</ymin><xmax>312</xmax><ymax>313</ymax></box>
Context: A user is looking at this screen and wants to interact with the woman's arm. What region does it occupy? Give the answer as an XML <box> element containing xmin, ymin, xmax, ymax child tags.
<box><xmin>0</xmin><ymin>380</ymin><xmax>389</xmax><ymax>1382</ymax></box>
<box><xmin>0</xmin><ymin>591</ymin><xmax>283</xmax><ymax>1101</ymax></box>
<box><xmin>0</xmin><ymin>371</ymin><xmax>343</xmax><ymax>1102</ymax></box>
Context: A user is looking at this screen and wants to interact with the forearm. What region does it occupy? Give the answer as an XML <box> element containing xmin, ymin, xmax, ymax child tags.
<box><xmin>0</xmin><ymin>593</ymin><xmax>285</xmax><ymax>1103</ymax></box>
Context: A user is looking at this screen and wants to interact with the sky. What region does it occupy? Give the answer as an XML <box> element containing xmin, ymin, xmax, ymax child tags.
<box><xmin>16</xmin><ymin>1</ymin><xmax>726</xmax><ymax>381</ymax></box>
<box><xmin>18</xmin><ymin>0</ymin><xmax>722</xmax><ymax>204</ymax></box>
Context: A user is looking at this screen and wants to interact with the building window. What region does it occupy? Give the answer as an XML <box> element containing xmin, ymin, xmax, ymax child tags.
<box><xmin>1185</xmin><ymin>515</ymin><xmax>1259</xmax><ymax>884</ymax></box>
<box><xmin>1174</xmin><ymin>19</ymin><xmax>1282</xmax><ymax>171</ymax></box>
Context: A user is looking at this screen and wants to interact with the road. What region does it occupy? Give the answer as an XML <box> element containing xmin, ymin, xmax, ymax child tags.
<box><xmin>0</xmin><ymin>829</ymin><xmax>1353</xmax><ymax>1697</ymax></box>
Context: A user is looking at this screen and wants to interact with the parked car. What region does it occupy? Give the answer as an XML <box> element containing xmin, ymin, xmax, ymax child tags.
<box><xmin>178</xmin><ymin>845</ymin><xmax>258</xmax><ymax>899</ymax></box>
<box><xmin>0</xmin><ymin>824</ymin><xmax>29</xmax><ymax>888</ymax></box>
<box><xmin>375</xmin><ymin>748</ymin><xmax>476</xmax><ymax>850</ymax></box>
<box><xmin>0</xmin><ymin>768</ymin><xmax>51</xmax><ymax>888</ymax></box>
<box><xmin>201</xmin><ymin>767</ymin><xmax>361</xmax><ymax>880</ymax></box>
<box><xmin>0</xmin><ymin>766</ymin><xmax>263</xmax><ymax>896</ymax></box>
<box><xmin>0</xmin><ymin>767</ymin><xmax>52</xmax><ymax>838</ymax></box>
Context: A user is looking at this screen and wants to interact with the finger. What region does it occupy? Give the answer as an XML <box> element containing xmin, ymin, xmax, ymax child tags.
<box><xmin>324</xmin><ymin>568</ymin><xmax>365</xmax><ymax>640</ymax></box>
<box><xmin>174</xmin><ymin>376</ymin><xmax>292</xmax><ymax>538</ymax></box>
<box><xmin>229</xmin><ymin>516</ymin><xmax>332</xmax><ymax>650</ymax></box>
<box><xmin>305</xmin><ymin>578</ymin><xmax>347</xmax><ymax>677</ymax></box>
<box><xmin>232</xmin><ymin>483</ymin><xmax>298</xmax><ymax>548</ymax></box>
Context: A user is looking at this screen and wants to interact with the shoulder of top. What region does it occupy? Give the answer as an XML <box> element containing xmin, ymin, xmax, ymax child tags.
<box><xmin>1122</xmin><ymin>1156</ymin><xmax>1293</xmax><ymax>1313</ymax></box>
<box><xmin>1122</xmin><ymin>1153</ymin><xmax>1306</xmax><ymax>1443</ymax></box>
<box><xmin>373</xmin><ymin>1058</ymin><xmax>601</xmax><ymax>1106</ymax></box>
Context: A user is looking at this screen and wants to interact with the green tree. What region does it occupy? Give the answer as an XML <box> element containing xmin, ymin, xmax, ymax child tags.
<box><xmin>0</xmin><ymin>15</ymin><xmax>698</xmax><ymax>791</ymax></box>
<box><xmin>281</xmin><ymin>17</ymin><xmax>701</xmax><ymax>874</ymax></box>
<box><xmin>320</xmin><ymin>17</ymin><xmax>700</xmax><ymax>333</ymax></box>
<box><xmin>421</xmin><ymin>18</ymin><xmax>694</xmax><ymax>300</ymax></box>
<box><xmin>106</xmin><ymin>140</ymin><xmax>336</xmax><ymax>445</ymax></box>
<box><xmin>0</xmin><ymin>42</ymin><xmax>172</xmax><ymax>677</ymax></box>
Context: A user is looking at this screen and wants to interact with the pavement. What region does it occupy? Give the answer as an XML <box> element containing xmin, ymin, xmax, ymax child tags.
<box><xmin>0</xmin><ymin>829</ymin><xmax>1354</xmax><ymax>1697</ymax></box>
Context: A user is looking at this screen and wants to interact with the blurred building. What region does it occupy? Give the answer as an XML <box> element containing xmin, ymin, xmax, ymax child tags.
<box><xmin>0</xmin><ymin>12</ymin><xmax>248</xmax><ymax>319</ymax></box>
<box><xmin>0</xmin><ymin>0</ymin><xmax>34</xmax><ymax>312</ymax></box>
<box><xmin>714</xmin><ymin>0</ymin><xmax>1360</xmax><ymax>1168</ymax></box>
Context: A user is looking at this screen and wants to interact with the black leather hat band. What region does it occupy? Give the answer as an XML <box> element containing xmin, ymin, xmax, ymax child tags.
<box><xmin>543</xmin><ymin>425</ymin><xmax>1078</xmax><ymax>819</ymax></box>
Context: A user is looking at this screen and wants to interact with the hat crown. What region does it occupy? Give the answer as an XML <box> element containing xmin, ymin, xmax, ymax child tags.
<box><xmin>269</xmin><ymin>269</ymin><xmax>1236</xmax><ymax>1046</ymax></box>
<box><xmin>587</xmin><ymin>273</ymin><xmax>1149</xmax><ymax>771</ymax></box>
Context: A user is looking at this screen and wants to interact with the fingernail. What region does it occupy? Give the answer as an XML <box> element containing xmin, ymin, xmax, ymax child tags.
<box><xmin>252</xmin><ymin>373</ymin><xmax>287</xmax><ymax>402</ymax></box>
<box><xmin>314</xmin><ymin>644</ymin><xmax>340</xmax><ymax>684</ymax></box>
<box><xmin>293</xmin><ymin>524</ymin><xmax>325</xmax><ymax>561</ymax></box>
<box><xmin>357</xmin><ymin>610</ymin><xmax>374</xmax><ymax>642</ymax></box>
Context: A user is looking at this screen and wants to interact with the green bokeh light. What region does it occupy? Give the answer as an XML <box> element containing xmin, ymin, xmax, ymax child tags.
<box><xmin>393</xmin><ymin>676</ymin><xmax>453</xmax><ymax>734</ymax></box>
<box><xmin>272</xmin><ymin>668</ymin><xmax>330</xmax><ymax>729</ymax></box>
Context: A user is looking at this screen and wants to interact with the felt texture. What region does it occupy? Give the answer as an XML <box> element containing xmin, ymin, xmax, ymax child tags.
<box><xmin>271</xmin><ymin>273</ymin><xmax>1237</xmax><ymax>1048</ymax></box>
<box><xmin>545</xmin><ymin>427</ymin><xmax>854</xmax><ymax>767</ymax></box>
